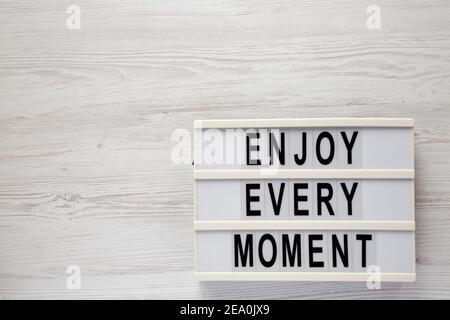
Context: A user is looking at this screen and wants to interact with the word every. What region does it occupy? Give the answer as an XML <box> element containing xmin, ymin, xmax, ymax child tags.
<box><xmin>235</xmin><ymin>233</ymin><xmax>373</xmax><ymax>269</ymax></box>
<box><xmin>246</xmin><ymin>182</ymin><xmax>358</xmax><ymax>216</ymax></box>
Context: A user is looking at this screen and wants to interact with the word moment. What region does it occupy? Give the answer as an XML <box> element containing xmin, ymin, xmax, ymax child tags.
<box><xmin>194</xmin><ymin>118</ymin><xmax>415</xmax><ymax>282</ymax></box>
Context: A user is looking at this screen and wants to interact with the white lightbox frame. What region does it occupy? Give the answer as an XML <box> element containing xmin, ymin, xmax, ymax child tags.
<box><xmin>193</xmin><ymin>118</ymin><xmax>415</xmax><ymax>282</ymax></box>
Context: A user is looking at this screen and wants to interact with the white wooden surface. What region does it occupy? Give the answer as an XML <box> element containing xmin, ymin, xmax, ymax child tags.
<box><xmin>1</xmin><ymin>0</ymin><xmax>450</xmax><ymax>299</ymax></box>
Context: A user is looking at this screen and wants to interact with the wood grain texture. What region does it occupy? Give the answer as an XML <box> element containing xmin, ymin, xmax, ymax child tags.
<box><xmin>1</xmin><ymin>0</ymin><xmax>450</xmax><ymax>299</ymax></box>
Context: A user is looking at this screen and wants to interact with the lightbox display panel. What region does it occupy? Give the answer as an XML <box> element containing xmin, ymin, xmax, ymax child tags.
<box><xmin>194</xmin><ymin>118</ymin><xmax>415</xmax><ymax>281</ymax></box>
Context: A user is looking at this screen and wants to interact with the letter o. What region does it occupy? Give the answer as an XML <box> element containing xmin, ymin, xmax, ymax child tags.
<box><xmin>316</xmin><ymin>132</ymin><xmax>335</xmax><ymax>165</ymax></box>
<box><xmin>258</xmin><ymin>234</ymin><xmax>277</xmax><ymax>267</ymax></box>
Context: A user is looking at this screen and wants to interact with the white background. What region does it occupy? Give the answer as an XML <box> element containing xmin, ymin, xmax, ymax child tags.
<box><xmin>1</xmin><ymin>0</ymin><xmax>449</xmax><ymax>299</ymax></box>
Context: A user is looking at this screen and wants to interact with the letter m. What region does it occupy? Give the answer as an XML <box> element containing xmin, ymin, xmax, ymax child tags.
<box><xmin>234</xmin><ymin>234</ymin><xmax>254</xmax><ymax>267</ymax></box>
<box><xmin>282</xmin><ymin>234</ymin><xmax>301</xmax><ymax>267</ymax></box>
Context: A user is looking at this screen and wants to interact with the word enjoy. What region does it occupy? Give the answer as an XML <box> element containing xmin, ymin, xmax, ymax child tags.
<box><xmin>247</xmin><ymin>130</ymin><xmax>358</xmax><ymax>165</ymax></box>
